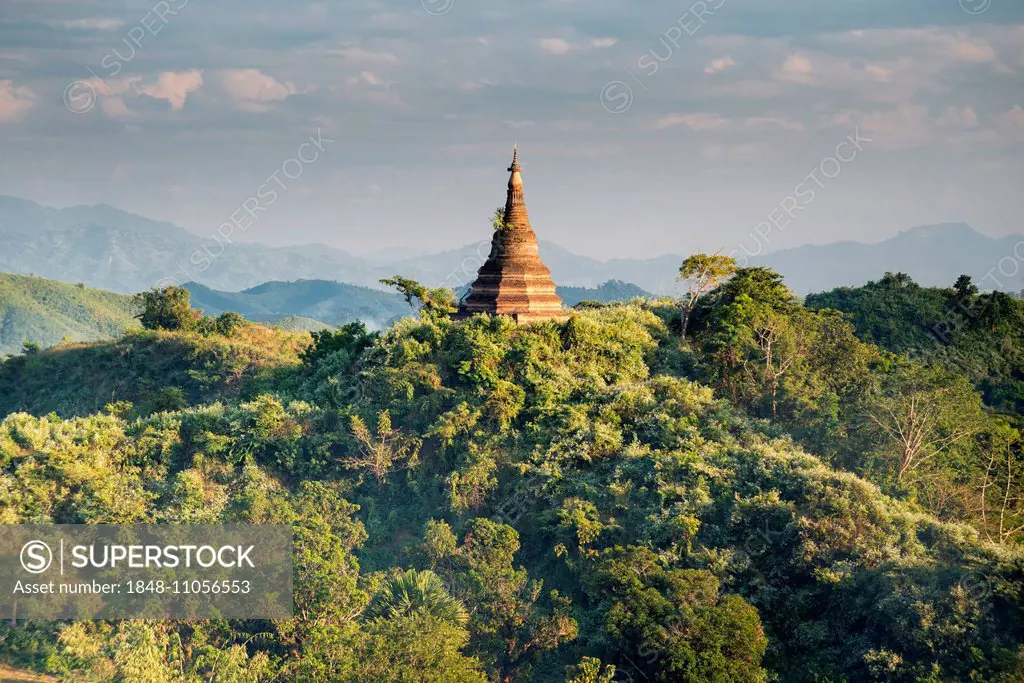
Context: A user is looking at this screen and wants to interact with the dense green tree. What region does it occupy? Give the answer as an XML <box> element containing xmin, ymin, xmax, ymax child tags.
<box><xmin>588</xmin><ymin>546</ymin><xmax>767</xmax><ymax>683</ymax></box>
<box><xmin>135</xmin><ymin>285</ymin><xmax>199</xmax><ymax>331</ymax></box>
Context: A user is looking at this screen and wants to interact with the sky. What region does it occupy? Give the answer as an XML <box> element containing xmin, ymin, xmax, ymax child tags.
<box><xmin>0</xmin><ymin>0</ymin><xmax>1022</xmax><ymax>259</ymax></box>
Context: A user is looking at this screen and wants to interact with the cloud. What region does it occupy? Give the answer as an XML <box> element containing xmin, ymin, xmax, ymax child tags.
<box><xmin>779</xmin><ymin>54</ymin><xmax>814</xmax><ymax>84</ymax></box>
<box><xmin>100</xmin><ymin>97</ymin><xmax>135</xmax><ymax>119</ymax></box>
<box><xmin>1006</xmin><ymin>105</ymin><xmax>1024</xmax><ymax>126</ymax></box>
<box><xmin>219</xmin><ymin>69</ymin><xmax>296</xmax><ymax>110</ymax></box>
<box><xmin>936</xmin><ymin>105</ymin><xmax>979</xmax><ymax>128</ymax></box>
<box><xmin>949</xmin><ymin>37</ymin><xmax>997</xmax><ymax>63</ymax></box>
<box><xmin>0</xmin><ymin>80</ymin><xmax>34</xmax><ymax>122</ymax></box>
<box><xmin>657</xmin><ymin>112</ymin><xmax>803</xmax><ymax>132</ymax></box>
<box><xmin>704</xmin><ymin>56</ymin><xmax>737</xmax><ymax>74</ymax></box>
<box><xmin>539</xmin><ymin>38</ymin><xmax>574</xmax><ymax>56</ymax></box>
<box><xmin>137</xmin><ymin>70</ymin><xmax>203</xmax><ymax>110</ymax></box>
<box><xmin>328</xmin><ymin>46</ymin><xmax>399</xmax><ymax>65</ymax></box>
<box><xmin>538</xmin><ymin>37</ymin><xmax>617</xmax><ymax>55</ymax></box>
<box><xmin>347</xmin><ymin>71</ymin><xmax>382</xmax><ymax>86</ymax></box>
<box><xmin>86</xmin><ymin>71</ymin><xmax>203</xmax><ymax>115</ymax></box>
<box><xmin>657</xmin><ymin>113</ymin><xmax>727</xmax><ymax>131</ymax></box>
<box><xmin>460</xmin><ymin>79</ymin><xmax>497</xmax><ymax>91</ymax></box>
<box><xmin>60</xmin><ymin>18</ymin><xmax>125</xmax><ymax>31</ymax></box>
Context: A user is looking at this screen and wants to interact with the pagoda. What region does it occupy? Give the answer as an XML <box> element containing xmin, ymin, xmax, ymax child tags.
<box><xmin>456</xmin><ymin>147</ymin><xmax>570</xmax><ymax>323</ymax></box>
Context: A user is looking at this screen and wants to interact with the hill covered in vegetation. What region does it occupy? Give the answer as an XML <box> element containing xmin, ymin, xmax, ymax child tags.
<box><xmin>0</xmin><ymin>273</ymin><xmax>139</xmax><ymax>357</ymax></box>
<box><xmin>0</xmin><ymin>267</ymin><xmax>1021</xmax><ymax>682</ymax></box>
<box><xmin>806</xmin><ymin>272</ymin><xmax>1024</xmax><ymax>417</ymax></box>
<box><xmin>0</xmin><ymin>323</ymin><xmax>308</xmax><ymax>419</ymax></box>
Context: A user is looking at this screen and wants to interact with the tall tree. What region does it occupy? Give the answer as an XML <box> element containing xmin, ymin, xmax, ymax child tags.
<box><xmin>860</xmin><ymin>364</ymin><xmax>987</xmax><ymax>483</ymax></box>
<box><xmin>677</xmin><ymin>253</ymin><xmax>737</xmax><ymax>337</ymax></box>
<box><xmin>381</xmin><ymin>276</ymin><xmax>457</xmax><ymax>320</ymax></box>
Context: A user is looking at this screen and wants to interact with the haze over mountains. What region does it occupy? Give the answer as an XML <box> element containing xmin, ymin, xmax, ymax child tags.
<box><xmin>1</xmin><ymin>195</ymin><xmax>1021</xmax><ymax>296</ymax></box>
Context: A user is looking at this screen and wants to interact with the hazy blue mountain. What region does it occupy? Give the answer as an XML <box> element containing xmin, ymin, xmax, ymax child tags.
<box><xmin>754</xmin><ymin>223</ymin><xmax>1024</xmax><ymax>296</ymax></box>
<box><xmin>184</xmin><ymin>280</ymin><xmax>411</xmax><ymax>330</ymax></box>
<box><xmin>0</xmin><ymin>196</ymin><xmax>376</xmax><ymax>294</ymax></box>
<box><xmin>1</xmin><ymin>195</ymin><xmax>1020</xmax><ymax>296</ymax></box>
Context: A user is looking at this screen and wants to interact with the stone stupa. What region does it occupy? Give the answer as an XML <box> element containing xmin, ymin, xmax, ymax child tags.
<box><xmin>456</xmin><ymin>147</ymin><xmax>570</xmax><ymax>323</ymax></box>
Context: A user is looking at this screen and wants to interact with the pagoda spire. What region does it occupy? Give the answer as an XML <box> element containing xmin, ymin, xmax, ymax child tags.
<box><xmin>505</xmin><ymin>145</ymin><xmax>527</xmax><ymax>221</ymax></box>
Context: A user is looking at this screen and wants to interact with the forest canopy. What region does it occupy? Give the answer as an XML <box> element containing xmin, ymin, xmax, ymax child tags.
<box><xmin>0</xmin><ymin>266</ymin><xmax>1021</xmax><ymax>682</ymax></box>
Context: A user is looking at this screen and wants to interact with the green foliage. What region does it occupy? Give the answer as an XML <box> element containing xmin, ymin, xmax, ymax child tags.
<box><xmin>806</xmin><ymin>273</ymin><xmax>1024</xmax><ymax>416</ymax></box>
<box><xmin>300</xmin><ymin>320</ymin><xmax>377</xmax><ymax>367</ymax></box>
<box><xmin>589</xmin><ymin>546</ymin><xmax>767</xmax><ymax>682</ymax></box>
<box><xmin>365</xmin><ymin>569</ymin><xmax>468</xmax><ymax>625</ymax></box>
<box><xmin>381</xmin><ymin>276</ymin><xmax>456</xmax><ymax>320</ymax></box>
<box><xmin>677</xmin><ymin>252</ymin><xmax>737</xmax><ymax>336</ymax></box>
<box><xmin>1</xmin><ymin>273</ymin><xmax>1023</xmax><ymax>682</ymax></box>
<box><xmin>0</xmin><ymin>325</ymin><xmax>309</xmax><ymax>419</ymax></box>
<box><xmin>135</xmin><ymin>285</ymin><xmax>199</xmax><ymax>332</ymax></box>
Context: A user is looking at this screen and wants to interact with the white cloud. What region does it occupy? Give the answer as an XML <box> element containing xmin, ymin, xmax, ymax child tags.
<box><xmin>657</xmin><ymin>112</ymin><xmax>803</xmax><ymax>132</ymax></box>
<box><xmin>61</xmin><ymin>18</ymin><xmax>125</xmax><ymax>30</ymax></box>
<box><xmin>538</xmin><ymin>37</ymin><xmax>617</xmax><ymax>55</ymax></box>
<box><xmin>137</xmin><ymin>70</ymin><xmax>203</xmax><ymax>110</ymax></box>
<box><xmin>85</xmin><ymin>71</ymin><xmax>203</xmax><ymax>115</ymax></box>
<box><xmin>779</xmin><ymin>54</ymin><xmax>814</xmax><ymax>84</ymax></box>
<box><xmin>100</xmin><ymin>97</ymin><xmax>135</xmax><ymax>119</ymax></box>
<box><xmin>704</xmin><ymin>56</ymin><xmax>736</xmax><ymax>74</ymax></box>
<box><xmin>539</xmin><ymin>38</ymin><xmax>574</xmax><ymax>56</ymax></box>
<box><xmin>328</xmin><ymin>46</ymin><xmax>399</xmax><ymax>64</ymax></box>
<box><xmin>220</xmin><ymin>69</ymin><xmax>296</xmax><ymax>108</ymax></box>
<box><xmin>0</xmin><ymin>80</ymin><xmax>34</xmax><ymax>122</ymax></box>
<box><xmin>347</xmin><ymin>71</ymin><xmax>383</xmax><ymax>87</ymax></box>
<box><xmin>949</xmin><ymin>37</ymin><xmax>997</xmax><ymax>63</ymax></box>
<box><xmin>657</xmin><ymin>113</ymin><xmax>727</xmax><ymax>131</ymax></box>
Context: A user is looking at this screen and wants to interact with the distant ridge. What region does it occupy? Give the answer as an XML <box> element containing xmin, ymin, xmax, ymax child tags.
<box><xmin>0</xmin><ymin>195</ymin><xmax>1020</xmax><ymax>295</ymax></box>
<box><xmin>750</xmin><ymin>223</ymin><xmax>1024</xmax><ymax>295</ymax></box>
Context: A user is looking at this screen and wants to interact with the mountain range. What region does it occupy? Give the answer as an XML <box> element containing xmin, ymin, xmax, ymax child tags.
<box><xmin>1</xmin><ymin>195</ymin><xmax>1021</xmax><ymax>295</ymax></box>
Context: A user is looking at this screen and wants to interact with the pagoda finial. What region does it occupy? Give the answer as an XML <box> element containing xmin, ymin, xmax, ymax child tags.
<box><xmin>509</xmin><ymin>144</ymin><xmax>520</xmax><ymax>172</ymax></box>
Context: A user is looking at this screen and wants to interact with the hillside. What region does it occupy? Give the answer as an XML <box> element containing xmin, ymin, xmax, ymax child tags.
<box><xmin>0</xmin><ymin>325</ymin><xmax>308</xmax><ymax>418</ymax></box>
<box><xmin>806</xmin><ymin>272</ymin><xmax>1024</xmax><ymax>416</ymax></box>
<box><xmin>1</xmin><ymin>275</ymin><xmax>1022</xmax><ymax>681</ymax></box>
<box><xmin>0</xmin><ymin>273</ymin><xmax>139</xmax><ymax>357</ymax></box>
